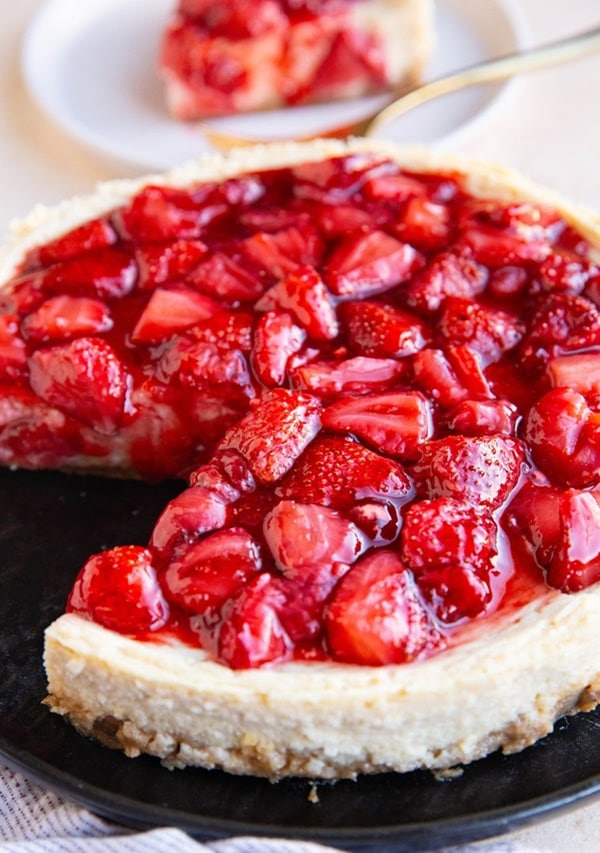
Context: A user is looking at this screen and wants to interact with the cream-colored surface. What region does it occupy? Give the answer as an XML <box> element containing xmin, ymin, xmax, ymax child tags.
<box><xmin>3</xmin><ymin>0</ymin><xmax>600</xmax><ymax>847</ymax></box>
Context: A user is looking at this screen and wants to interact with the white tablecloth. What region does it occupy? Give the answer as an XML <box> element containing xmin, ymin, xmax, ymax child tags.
<box><xmin>1</xmin><ymin>1</ymin><xmax>600</xmax><ymax>850</ymax></box>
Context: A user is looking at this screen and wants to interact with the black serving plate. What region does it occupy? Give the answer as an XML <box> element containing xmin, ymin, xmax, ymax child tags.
<box><xmin>1</xmin><ymin>467</ymin><xmax>600</xmax><ymax>851</ymax></box>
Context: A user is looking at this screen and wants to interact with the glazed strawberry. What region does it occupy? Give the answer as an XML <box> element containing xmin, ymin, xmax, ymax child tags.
<box><xmin>416</xmin><ymin>565</ymin><xmax>492</xmax><ymax>624</ymax></box>
<box><xmin>217</xmin><ymin>573</ymin><xmax>291</xmax><ymax>669</ymax></box>
<box><xmin>39</xmin><ymin>249</ymin><xmax>137</xmax><ymax>300</ymax></box>
<box><xmin>67</xmin><ymin>546</ymin><xmax>168</xmax><ymax>634</ymax></box>
<box><xmin>404</xmin><ymin>253</ymin><xmax>488</xmax><ymax>314</ymax></box>
<box><xmin>322</xmin><ymin>391</ymin><xmax>432</xmax><ymax>460</ymax></box>
<box><xmin>364</xmin><ymin>172</ymin><xmax>425</xmax><ymax>203</ymax></box>
<box><xmin>325</xmin><ymin>551</ymin><xmax>443</xmax><ymax>665</ymax></box>
<box><xmin>115</xmin><ymin>184</ymin><xmax>225</xmax><ymax>243</ymax></box>
<box><xmin>28</xmin><ymin>337</ymin><xmax>129</xmax><ymax>433</ymax></box>
<box><xmin>0</xmin><ymin>314</ymin><xmax>27</xmax><ymax>379</ymax></box>
<box><xmin>458</xmin><ymin>201</ymin><xmax>554</xmax><ymax>266</ymax></box>
<box><xmin>326</xmin><ymin>231</ymin><xmax>422</xmax><ymax>298</ymax></box>
<box><xmin>242</xmin><ymin>224</ymin><xmax>324</xmax><ymax>279</ymax></box>
<box><xmin>22</xmin><ymin>296</ymin><xmax>113</xmax><ymax>343</ymax></box>
<box><xmin>394</xmin><ymin>198</ymin><xmax>451</xmax><ymax>251</ymax></box>
<box><xmin>150</xmin><ymin>486</ymin><xmax>230</xmax><ymax>560</ymax></box>
<box><xmin>505</xmin><ymin>482</ymin><xmax>563</xmax><ymax>568</ymax></box>
<box><xmin>131</xmin><ymin>287</ymin><xmax>221</xmax><ymax>344</ymax></box>
<box><xmin>438</xmin><ymin>297</ymin><xmax>524</xmax><ymax>363</ymax></box>
<box><xmin>341</xmin><ymin>301</ymin><xmax>427</xmax><ymax>358</ymax></box>
<box><xmin>413</xmin><ymin>348</ymin><xmax>489</xmax><ymax>407</ymax></box>
<box><xmin>277</xmin><ymin>435</ymin><xmax>412</xmax><ymax>510</ymax></box>
<box><xmin>401</xmin><ymin>498</ymin><xmax>497</xmax><ymax>575</ymax></box>
<box><xmin>161</xmin><ymin>528</ymin><xmax>263</xmax><ymax>613</ymax></box>
<box><xmin>547</xmin><ymin>352</ymin><xmax>600</xmax><ymax>395</ymax></box>
<box><xmin>349</xmin><ymin>501</ymin><xmax>401</xmax><ymax>546</ymax></box>
<box><xmin>547</xmin><ymin>491</ymin><xmax>600</xmax><ymax>592</ymax></box>
<box><xmin>538</xmin><ymin>250</ymin><xmax>599</xmax><ymax>294</ymax></box>
<box><xmin>290</xmin><ymin>355</ymin><xmax>406</xmax><ymax>399</ymax></box>
<box><xmin>305</xmin><ymin>29</ymin><xmax>385</xmax><ymax>101</ymax></box>
<box><xmin>488</xmin><ymin>265</ymin><xmax>529</xmax><ymax>298</ymax></box>
<box><xmin>251</xmin><ymin>311</ymin><xmax>306</xmax><ymax>387</ymax></box>
<box><xmin>136</xmin><ymin>240</ymin><xmax>207</xmax><ymax>289</ymax></box>
<box><xmin>291</xmin><ymin>154</ymin><xmax>395</xmax><ymax>203</ymax></box>
<box><xmin>26</xmin><ymin>218</ymin><xmax>117</xmax><ymax>268</ymax></box>
<box><xmin>217</xmin><ymin>388</ymin><xmax>322</xmax><ymax>483</ymax></box>
<box><xmin>256</xmin><ymin>266</ymin><xmax>338</xmax><ymax>341</ymax></box>
<box><xmin>191</xmin><ymin>310</ymin><xmax>254</xmax><ymax>351</ymax></box>
<box><xmin>188</xmin><ymin>253</ymin><xmax>264</xmax><ymax>301</ymax></box>
<box><xmin>518</xmin><ymin>293</ymin><xmax>600</xmax><ymax>372</ymax></box>
<box><xmin>447</xmin><ymin>399</ymin><xmax>518</xmax><ymax>436</ymax></box>
<box><xmin>412</xmin><ymin>435</ymin><xmax>525</xmax><ymax>509</ymax></box>
<box><xmin>156</xmin><ymin>336</ymin><xmax>254</xmax><ymax>403</ymax></box>
<box><xmin>264</xmin><ymin>500</ymin><xmax>367</xmax><ymax>580</ymax></box>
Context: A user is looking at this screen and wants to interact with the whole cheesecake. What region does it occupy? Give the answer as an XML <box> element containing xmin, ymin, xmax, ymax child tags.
<box><xmin>2</xmin><ymin>140</ymin><xmax>600</xmax><ymax>779</ymax></box>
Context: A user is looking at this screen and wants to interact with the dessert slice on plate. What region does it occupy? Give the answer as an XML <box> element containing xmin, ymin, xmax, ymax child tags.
<box><xmin>159</xmin><ymin>0</ymin><xmax>434</xmax><ymax>118</ymax></box>
<box><xmin>2</xmin><ymin>140</ymin><xmax>600</xmax><ymax>779</ymax></box>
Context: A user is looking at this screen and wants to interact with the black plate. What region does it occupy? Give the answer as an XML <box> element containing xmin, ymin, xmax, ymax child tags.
<box><xmin>1</xmin><ymin>467</ymin><xmax>600</xmax><ymax>851</ymax></box>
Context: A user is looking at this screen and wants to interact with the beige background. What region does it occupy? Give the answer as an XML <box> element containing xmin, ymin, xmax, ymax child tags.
<box><xmin>1</xmin><ymin>1</ymin><xmax>600</xmax><ymax>850</ymax></box>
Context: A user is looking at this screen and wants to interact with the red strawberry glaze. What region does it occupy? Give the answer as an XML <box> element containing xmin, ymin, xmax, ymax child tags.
<box><xmin>4</xmin><ymin>153</ymin><xmax>600</xmax><ymax>669</ymax></box>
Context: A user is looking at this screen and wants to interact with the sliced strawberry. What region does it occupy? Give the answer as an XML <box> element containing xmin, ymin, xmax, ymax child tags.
<box><xmin>277</xmin><ymin>435</ymin><xmax>412</xmax><ymax>510</ymax></box>
<box><xmin>322</xmin><ymin>391</ymin><xmax>432</xmax><ymax>460</ymax></box>
<box><xmin>505</xmin><ymin>482</ymin><xmax>562</xmax><ymax>567</ymax></box>
<box><xmin>67</xmin><ymin>545</ymin><xmax>168</xmax><ymax>634</ymax></box>
<box><xmin>217</xmin><ymin>388</ymin><xmax>322</xmax><ymax>484</ymax></box>
<box><xmin>241</xmin><ymin>224</ymin><xmax>324</xmax><ymax>280</ymax></box>
<box><xmin>412</xmin><ymin>348</ymin><xmax>470</xmax><ymax>407</ymax></box>
<box><xmin>150</xmin><ymin>486</ymin><xmax>230</xmax><ymax>560</ymax></box>
<box><xmin>457</xmin><ymin>201</ymin><xmax>553</xmax><ymax>266</ymax></box>
<box><xmin>256</xmin><ymin>265</ymin><xmax>338</xmax><ymax>341</ymax></box>
<box><xmin>28</xmin><ymin>337</ymin><xmax>129</xmax><ymax>434</ymax></box>
<box><xmin>22</xmin><ymin>296</ymin><xmax>113</xmax><ymax>343</ymax></box>
<box><xmin>364</xmin><ymin>173</ymin><xmax>426</xmax><ymax>203</ymax></box>
<box><xmin>447</xmin><ymin>399</ymin><xmax>518</xmax><ymax>436</ymax></box>
<box><xmin>38</xmin><ymin>249</ymin><xmax>137</xmax><ymax>300</ymax></box>
<box><xmin>305</xmin><ymin>30</ymin><xmax>385</xmax><ymax>100</ymax></box>
<box><xmin>0</xmin><ymin>314</ymin><xmax>27</xmax><ymax>379</ymax></box>
<box><xmin>446</xmin><ymin>345</ymin><xmax>494</xmax><ymax>400</ymax></box>
<box><xmin>161</xmin><ymin>528</ymin><xmax>263</xmax><ymax>613</ymax></box>
<box><xmin>547</xmin><ymin>352</ymin><xmax>600</xmax><ymax>395</ymax></box>
<box><xmin>131</xmin><ymin>286</ymin><xmax>221</xmax><ymax>344</ymax></box>
<box><xmin>518</xmin><ymin>293</ymin><xmax>600</xmax><ymax>373</ymax></box>
<box><xmin>191</xmin><ymin>310</ymin><xmax>254</xmax><ymax>351</ymax></box>
<box><xmin>488</xmin><ymin>266</ymin><xmax>529</xmax><ymax>298</ymax></box>
<box><xmin>325</xmin><ymin>551</ymin><xmax>443</xmax><ymax>666</ymax></box>
<box><xmin>404</xmin><ymin>253</ymin><xmax>488</xmax><ymax>314</ymax></box>
<box><xmin>291</xmin><ymin>154</ymin><xmax>395</xmax><ymax>203</ymax></box>
<box><xmin>115</xmin><ymin>184</ymin><xmax>226</xmax><ymax>242</ymax></box>
<box><xmin>394</xmin><ymin>198</ymin><xmax>451</xmax><ymax>251</ymax></box>
<box><xmin>136</xmin><ymin>239</ymin><xmax>207</xmax><ymax>289</ymax></box>
<box><xmin>341</xmin><ymin>301</ymin><xmax>428</xmax><ymax>358</ymax></box>
<box><xmin>251</xmin><ymin>311</ymin><xmax>306</xmax><ymax>387</ymax></box>
<box><xmin>438</xmin><ymin>297</ymin><xmax>524</xmax><ymax>363</ymax></box>
<box><xmin>0</xmin><ymin>273</ymin><xmax>46</xmax><ymax>316</ymax></box>
<box><xmin>547</xmin><ymin>491</ymin><xmax>600</xmax><ymax>592</ymax></box>
<box><xmin>412</xmin><ymin>435</ymin><xmax>525</xmax><ymax>509</ymax></box>
<box><xmin>349</xmin><ymin>501</ymin><xmax>401</xmax><ymax>546</ymax></box>
<box><xmin>217</xmin><ymin>573</ymin><xmax>292</xmax><ymax>669</ymax></box>
<box><xmin>311</xmin><ymin>203</ymin><xmax>379</xmax><ymax>239</ymax></box>
<box><xmin>158</xmin><ymin>338</ymin><xmax>254</xmax><ymax>403</ymax></box>
<box><xmin>290</xmin><ymin>355</ymin><xmax>406</xmax><ymax>399</ymax></box>
<box><xmin>27</xmin><ymin>218</ymin><xmax>117</xmax><ymax>268</ymax></box>
<box><xmin>188</xmin><ymin>252</ymin><xmax>264</xmax><ymax>301</ymax></box>
<box><xmin>264</xmin><ymin>500</ymin><xmax>366</xmax><ymax>581</ymax></box>
<box><xmin>538</xmin><ymin>250</ymin><xmax>599</xmax><ymax>294</ymax></box>
<box><xmin>525</xmin><ymin>388</ymin><xmax>600</xmax><ymax>488</ymax></box>
<box><xmin>0</xmin><ymin>397</ymin><xmax>91</xmax><ymax>469</ymax></box>
<box><xmin>401</xmin><ymin>497</ymin><xmax>497</xmax><ymax>575</ymax></box>
<box><xmin>416</xmin><ymin>565</ymin><xmax>492</xmax><ymax>624</ymax></box>
<box><xmin>325</xmin><ymin>231</ymin><xmax>422</xmax><ymax>298</ymax></box>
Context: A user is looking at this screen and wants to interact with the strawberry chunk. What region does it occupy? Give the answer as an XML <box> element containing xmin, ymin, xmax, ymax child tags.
<box><xmin>264</xmin><ymin>500</ymin><xmax>367</xmax><ymax>581</ymax></box>
<box><xmin>538</xmin><ymin>250</ymin><xmax>599</xmax><ymax>294</ymax></box>
<box><xmin>547</xmin><ymin>352</ymin><xmax>600</xmax><ymax>395</ymax></box>
<box><xmin>412</xmin><ymin>348</ymin><xmax>471</xmax><ymax>407</ymax></box>
<box><xmin>241</xmin><ymin>224</ymin><xmax>324</xmax><ymax>280</ymax></box>
<box><xmin>438</xmin><ymin>297</ymin><xmax>524</xmax><ymax>363</ymax></box>
<box><xmin>28</xmin><ymin>337</ymin><xmax>129</xmax><ymax>434</ymax></box>
<box><xmin>505</xmin><ymin>482</ymin><xmax>563</xmax><ymax>568</ymax></box>
<box><xmin>191</xmin><ymin>310</ymin><xmax>254</xmax><ymax>351</ymax></box>
<box><xmin>325</xmin><ymin>551</ymin><xmax>443</xmax><ymax>665</ymax></box>
<box><xmin>150</xmin><ymin>486</ymin><xmax>229</xmax><ymax>560</ymax></box>
<box><xmin>188</xmin><ymin>252</ymin><xmax>264</xmax><ymax>301</ymax></box>
<box><xmin>458</xmin><ymin>201</ymin><xmax>554</xmax><ymax>266</ymax></box>
<box><xmin>217</xmin><ymin>573</ymin><xmax>291</xmax><ymax>669</ymax></box>
<box><xmin>161</xmin><ymin>528</ymin><xmax>262</xmax><ymax>613</ymax></box>
<box><xmin>115</xmin><ymin>184</ymin><xmax>225</xmax><ymax>242</ymax></box>
<box><xmin>322</xmin><ymin>391</ymin><xmax>432</xmax><ymax>460</ymax></box>
<box><xmin>136</xmin><ymin>239</ymin><xmax>207</xmax><ymax>289</ymax></box>
<box><xmin>447</xmin><ymin>399</ymin><xmax>518</xmax><ymax>436</ymax></box>
<box><xmin>67</xmin><ymin>545</ymin><xmax>168</xmax><ymax>634</ymax></box>
<box><xmin>156</xmin><ymin>337</ymin><xmax>254</xmax><ymax>402</ymax></box>
<box><xmin>38</xmin><ymin>249</ymin><xmax>137</xmax><ymax>300</ymax></box>
<box><xmin>27</xmin><ymin>218</ymin><xmax>117</xmax><ymax>268</ymax></box>
<box><xmin>341</xmin><ymin>301</ymin><xmax>428</xmax><ymax>358</ymax></box>
<box><xmin>401</xmin><ymin>497</ymin><xmax>497</xmax><ymax>575</ymax></box>
<box><xmin>547</xmin><ymin>491</ymin><xmax>600</xmax><ymax>592</ymax></box>
<box><xmin>255</xmin><ymin>265</ymin><xmax>338</xmax><ymax>341</ymax></box>
<box><xmin>291</xmin><ymin>154</ymin><xmax>395</xmax><ymax>203</ymax></box>
<box><xmin>394</xmin><ymin>198</ymin><xmax>452</xmax><ymax>251</ymax></box>
<box><xmin>131</xmin><ymin>287</ymin><xmax>221</xmax><ymax>344</ymax></box>
<box><xmin>364</xmin><ymin>173</ymin><xmax>426</xmax><ymax>203</ymax></box>
<box><xmin>290</xmin><ymin>356</ymin><xmax>406</xmax><ymax>399</ymax></box>
<box><xmin>22</xmin><ymin>296</ymin><xmax>113</xmax><ymax>343</ymax></box>
<box><xmin>251</xmin><ymin>311</ymin><xmax>306</xmax><ymax>387</ymax></box>
<box><xmin>416</xmin><ymin>565</ymin><xmax>492</xmax><ymax>624</ymax></box>
<box><xmin>217</xmin><ymin>388</ymin><xmax>322</xmax><ymax>484</ymax></box>
<box><xmin>277</xmin><ymin>435</ymin><xmax>412</xmax><ymax>510</ymax></box>
<box><xmin>404</xmin><ymin>253</ymin><xmax>488</xmax><ymax>314</ymax></box>
<box><xmin>325</xmin><ymin>231</ymin><xmax>422</xmax><ymax>298</ymax></box>
<box><xmin>0</xmin><ymin>314</ymin><xmax>27</xmax><ymax>379</ymax></box>
<box><xmin>518</xmin><ymin>293</ymin><xmax>600</xmax><ymax>372</ymax></box>
<box><xmin>412</xmin><ymin>435</ymin><xmax>525</xmax><ymax>509</ymax></box>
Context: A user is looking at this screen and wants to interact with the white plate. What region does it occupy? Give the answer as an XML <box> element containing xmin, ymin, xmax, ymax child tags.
<box><xmin>22</xmin><ymin>0</ymin><xmax>527</xmax><ymax>171</ymax></box>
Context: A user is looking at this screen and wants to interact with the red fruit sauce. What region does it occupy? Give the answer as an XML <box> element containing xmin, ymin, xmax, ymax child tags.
<box><xmin>3</xmin><ymin>153</ymin><xmax>600</xmax><ymax>668</ymax></box>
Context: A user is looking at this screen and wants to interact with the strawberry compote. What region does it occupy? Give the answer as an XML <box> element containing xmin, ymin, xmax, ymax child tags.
<box><xmin>160</xmin><ymin>0</ymin><xmax>391</xmax><ymax>118</ymax></box>
<box><xmin>4</xmin><ymin>152</ymin><xmax>600</xmax><ymax>669</ymax></box>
